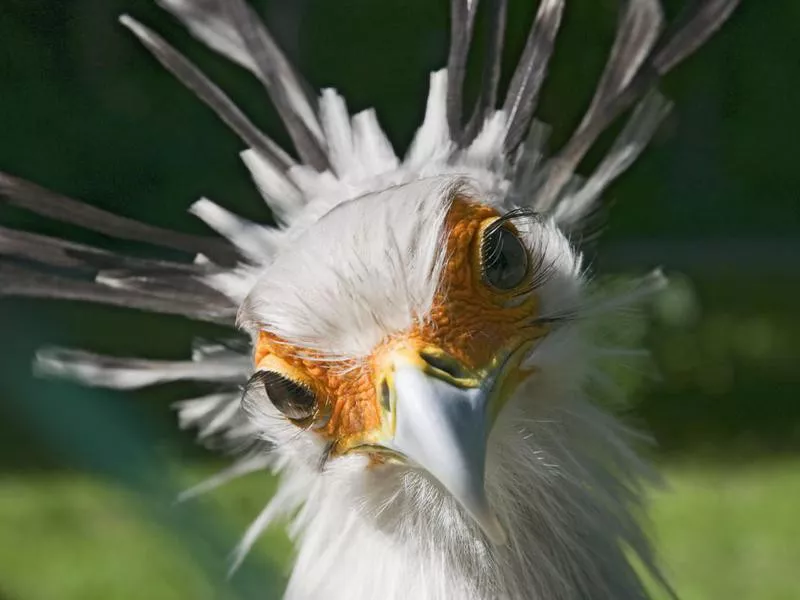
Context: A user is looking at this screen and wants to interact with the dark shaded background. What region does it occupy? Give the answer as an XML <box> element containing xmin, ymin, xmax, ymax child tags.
<box><xmin>0</xmin><ymin>0</ymin><xmax>798</xmax><ymax>598</ymax></box>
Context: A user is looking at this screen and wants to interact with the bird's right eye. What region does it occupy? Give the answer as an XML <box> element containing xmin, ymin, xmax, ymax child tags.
<box><xmin>479</xmin><ymin>223</ymin><xmax>529</xmax><ymax>292</ymax></box>
<box><xmin>260</xmin><ymin>371</ymin><xmax>317</xmax><ymax>421</ymax></box>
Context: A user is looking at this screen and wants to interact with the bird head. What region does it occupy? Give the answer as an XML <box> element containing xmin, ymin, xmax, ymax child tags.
<box><xmin>4</xmin><ymin>0</ymin><xmax>738</xmax><ymax>595</ymax></box>
<box><xmin>237</xmin><ymin>177</ymin><xmax>580</xmax><ymax>543</ymax></box>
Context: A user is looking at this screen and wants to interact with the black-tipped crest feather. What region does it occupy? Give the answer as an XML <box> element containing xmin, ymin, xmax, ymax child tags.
<box><xmin>0</xmin><ymin>170</ymin><xmax>239</xmax><ymax>265</ymax></box>
<box><xmin>0</xmin><ymin>225</ymin><xmax>216</xmax><ymax>274</ymax></box>
<box><xmin>501</xmin><ymin>0</ymin><xmax>565</xmax><ymax>153</ymax></box>
<box><xmin>0</xmin><ymin>261</ymin><xmax>234</xmax><ymax>323</ymax></box>
<box><xmin>653</xmin><ymin>0</ymin><xmax>740</xmax><ymax>73</ymax></box>
<box><xmin>119</xmin><ymin>15</ymin><xmax>294</xmax><ymax>171</ymax></box>
<box><xmin>447</xmin><ymin>0</ymin><xmax>480</xmax><ymax>140</ymax></box>
<box><xmin>462</xmin><ymin>0</ymin><xmax>509</xmax><ymax>145</ymax></box>
<box><xmin>533</xmin><ymin>0</ymin><xmax>739</xmax><ymax>212</ymax></box>
<box><xmin>222</xmin><ymin>0</ymin><xmax>330</xmax><ymax>170</ymax></box>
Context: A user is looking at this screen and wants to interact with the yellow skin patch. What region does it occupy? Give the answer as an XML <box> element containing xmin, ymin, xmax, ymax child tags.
<box><xmin>254</xmin><ymin>196</ymin><xmax>548</xmax><ymax>453</ymax></box>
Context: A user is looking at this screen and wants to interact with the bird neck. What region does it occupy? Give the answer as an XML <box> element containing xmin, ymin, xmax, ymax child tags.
<box><xmin>278</xmin><ymin>397</ymin><xmax>664</xmax><ymax>600</ymax></box>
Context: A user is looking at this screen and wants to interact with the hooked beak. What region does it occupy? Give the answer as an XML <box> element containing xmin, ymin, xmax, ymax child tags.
<box><xmin>372</xmin><ymin>346</ymin><xmax>526</xmax><ymax>545</ymax></box>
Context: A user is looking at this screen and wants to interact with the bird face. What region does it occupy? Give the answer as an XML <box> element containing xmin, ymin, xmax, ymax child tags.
<box><xmin>240</xmin><ymin>177</ymin><xmax>579</xmax><ymax>542</ymax></box>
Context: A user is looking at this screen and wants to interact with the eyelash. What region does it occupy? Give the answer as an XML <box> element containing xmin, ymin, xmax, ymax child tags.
<box><xmin>479</xmin><ymin>207</ymin><xmax>557</xmax><ymax>298</ymax></box>
<box><xmin>481</xmin><ymin>207</ymin><xmax>540</xmax><ymax>241</ymax></box>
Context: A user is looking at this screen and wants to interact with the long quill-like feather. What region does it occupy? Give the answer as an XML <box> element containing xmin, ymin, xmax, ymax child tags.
<box><xmin>0</xmin><ymin>171</ymin><xmax>239</xmax><ymax>265</ymax></box>
<box><xmin>120</xmin><ymin>15</ymin><xmax>294</xmax><ymax>171</ymax></box>
<box><xmin>502</xmin><ymin>0</ymin><xmax>565</xmax><ymax>153</ymax></box>
<box><xmin>222</xmin><ymin>0</ymin><xmax>330</xmax><ymax>171</ymax></box>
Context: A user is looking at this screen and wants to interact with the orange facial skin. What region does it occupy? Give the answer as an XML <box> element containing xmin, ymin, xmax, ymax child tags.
<box><xmin>253</xmin><ymin>196</ymin><xmax>547</xmax><ymax>453</ymax></box>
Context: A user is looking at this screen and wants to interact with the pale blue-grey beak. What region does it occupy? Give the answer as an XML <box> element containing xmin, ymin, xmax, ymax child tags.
<box><xmin>382</xmin><ymin>351</ymin><xmax>507</xmax><ymax>545</ymax></box>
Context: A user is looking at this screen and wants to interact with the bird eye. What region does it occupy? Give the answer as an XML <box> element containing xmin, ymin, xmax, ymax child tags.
<box><xmin>480</xmin><ymin>224</ymin><xmax>529</xmax><ymax>291</ymax></box>
<box><xmin>260</xmin><ymin>371</ymin><xmax>317</xmax><ymax>421</ymax></box>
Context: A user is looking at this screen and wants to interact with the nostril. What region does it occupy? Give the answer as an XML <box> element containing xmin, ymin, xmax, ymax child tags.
<box><xmin>418</xmin><ymin>349</ymin><xmax>471</xmax><ymax>380</ymax></box>
<box><xmin>380</xmin><ymin>379</ymin><xmax>392</xmax><ymax>412</ymax></box>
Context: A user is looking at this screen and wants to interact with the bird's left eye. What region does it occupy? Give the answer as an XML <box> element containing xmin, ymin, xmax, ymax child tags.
<box><xmin>480</xmin><ymin>224</ymin><xmax>529</xmax><ymax>291</ymax></box>
<box><xmin>260</xmin><ymin>371</ymin><xmax>317</xmax><ymax>421</ymax></box>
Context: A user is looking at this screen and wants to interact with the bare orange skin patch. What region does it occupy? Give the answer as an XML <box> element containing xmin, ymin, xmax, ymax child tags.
<box><xmin>253</xmin><ymin>196</ymin><xmax>546</xmax><ymax>452</ymax></box>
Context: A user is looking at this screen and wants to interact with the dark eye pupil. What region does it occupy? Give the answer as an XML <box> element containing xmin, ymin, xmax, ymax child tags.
<box><xmin>481</xmin><ymin>226</ymin><xmax>529</xmax><ymax>291</ymax></box>
<box><xmin>261</xmin><ymin>371</ymin><xmax>316</xmax><ymax>421</ymax></box>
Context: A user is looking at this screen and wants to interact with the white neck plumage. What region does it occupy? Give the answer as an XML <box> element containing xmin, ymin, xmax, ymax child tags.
<box><xmin>271</xmin><ymin>382</ymin><xmax>666</xmax><ymax>600</ymax></box>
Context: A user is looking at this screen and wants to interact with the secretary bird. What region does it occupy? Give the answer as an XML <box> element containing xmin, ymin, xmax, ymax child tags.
<box><xmin>0</xmin><ymin>1</ymin><xmax>738</xmax><ymax>598</ymax></box>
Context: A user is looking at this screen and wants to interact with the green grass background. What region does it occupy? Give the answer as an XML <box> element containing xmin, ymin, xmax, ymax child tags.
<box><xmin>1</xmin><ymin>462</ymin><xmax>798</xmax><ymax>600</ymax></box>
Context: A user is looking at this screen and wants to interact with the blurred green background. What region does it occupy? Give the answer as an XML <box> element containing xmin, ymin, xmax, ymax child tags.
<box><xmin>0</xmin><ymin>1</ymin><xmax>797</xmax><ymax>599</ymax></box>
